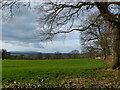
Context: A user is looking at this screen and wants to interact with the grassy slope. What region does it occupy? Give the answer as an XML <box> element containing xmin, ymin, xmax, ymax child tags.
<box><xmin>2</xmin><ymin>59</ymin><xmax>108</xmax><ymax>82</ymax></box>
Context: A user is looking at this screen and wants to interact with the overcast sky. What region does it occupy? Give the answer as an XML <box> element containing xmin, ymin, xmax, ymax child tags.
<box><xmin>1</xmin><ymin>4</ymin><xmax>82</xmax><ymax>53</ymax></box>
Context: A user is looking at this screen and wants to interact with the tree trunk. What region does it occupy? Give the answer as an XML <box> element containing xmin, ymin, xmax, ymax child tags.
<box><xmin>111</xmin><ymin>22</ymin><xmax>120</xmax><ymax>69</ymax></box>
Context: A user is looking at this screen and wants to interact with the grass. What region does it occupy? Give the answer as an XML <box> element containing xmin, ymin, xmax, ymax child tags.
<box><xmin>2</xmin><ymin>58</ymin><xmax>120</xmax><ymax>88</ymax></box>
<box><xmin>2</xmin><ymin>59</ymin><xmax>107</xmax><ymax>81</ymax></box>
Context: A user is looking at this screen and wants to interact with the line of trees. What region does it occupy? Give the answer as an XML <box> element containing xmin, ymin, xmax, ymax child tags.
<box><xmin>1</xmin><ymin>49</ymin><xmax>11</xmax><ymax>60</ymax></box>
<box><xmin>81</xmin><ymin>13</ymin><xmax>112</xmax><ymax>60</ymax></box>
<box><xmin>1</xmin><ymin>49</ymin><xmax>89</xmax><ymax>60</ymax></box>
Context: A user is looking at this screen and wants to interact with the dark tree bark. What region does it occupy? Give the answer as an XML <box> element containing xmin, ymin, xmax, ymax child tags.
<box><xmin>2</xmin><ymin>49</ymin><xmax>6</xmax><ymax>60</ymax></box>
<box><xmin>111</xmin><ymin>22</ymin><xmax>120</xmax><ymax>69</ymax></box>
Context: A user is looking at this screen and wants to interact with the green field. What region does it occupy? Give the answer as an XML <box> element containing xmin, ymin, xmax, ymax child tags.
<box><xmin>2</xmin><ymin>59</ymin><xmax>120</xmax><ymax>88</ymax></box>
<box><xmin>2</xmin><ymin>59</ymin><xmax>107</xmax><ymax>81</ymax></box>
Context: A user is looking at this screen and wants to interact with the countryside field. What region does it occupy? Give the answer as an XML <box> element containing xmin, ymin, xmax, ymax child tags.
<box><xmin>2</xmin><ymin>59</ymin><xmax>120</xmax><ymax>88</ymax></box>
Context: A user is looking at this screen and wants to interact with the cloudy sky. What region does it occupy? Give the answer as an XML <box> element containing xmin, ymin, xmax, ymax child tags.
<box><xmin>1</xmin><ymin>3</ymin><xmax>82</xmax><ymax>53</ymax></box>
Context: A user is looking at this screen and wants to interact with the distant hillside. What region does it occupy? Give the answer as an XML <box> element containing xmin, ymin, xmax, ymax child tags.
<box><xmin>10</xmin><ymin>51</ymin><xmax>59</xmax><ymax>55</ymax></box>
<box><xmin>10</xmin><ymin>51</ymin><xmax>41</xmax><ymax>55</ymax></box>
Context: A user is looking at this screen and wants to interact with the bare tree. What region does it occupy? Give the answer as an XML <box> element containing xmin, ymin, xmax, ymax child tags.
<box><xmin>70</xmin><ymin>50</ymin><xmax>79</xmax><ymax>54</ymax></box>
<box><xmin>1</xmin><ymin>0</ymin><xmax>31</xmax><ymax>18</ymax></box>
<box><xmin>81</xmin><ymin>13</ymin><xmax>111</xmax><ymax>60</ymax></box>
<box><xmin>2</xmin><ymin>49</ymin><xmax>10</xmax><ymax>60</ymax></box>
<box><xmin>69</xmin><ymin>50</ymin><xmax>80</xmax><ymax>59</ymax></box>
<box><xmin>82</xmin><ymin>45</ymin><xmax>98</xmax><ymax>59</ymax></box>
<box><xmin>54</xmin><ymin>51</ymin><xmax>62</xmax><ymax>59</ymax></box>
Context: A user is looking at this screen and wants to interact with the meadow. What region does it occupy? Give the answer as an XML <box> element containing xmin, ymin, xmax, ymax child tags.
<box><xmin>2</xmin><ymin>59</ymin><xmax>120</xmax><ymax>88</ymax></box>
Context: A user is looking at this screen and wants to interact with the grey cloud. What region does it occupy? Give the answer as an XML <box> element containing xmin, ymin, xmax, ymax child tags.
<box><xmin>2</xmin><ymin>7</ymin><xmax>39</xmax><ymax>43</ymax></box>
<box><xmin>2</xmin><ymin>3</ymin><xmax>82</xmax><ymax>52</ymax></box>
<box><xmin>2</xmin><ymin>6</ymin><xmax>44</xmax><ymax>49</ymax></box>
